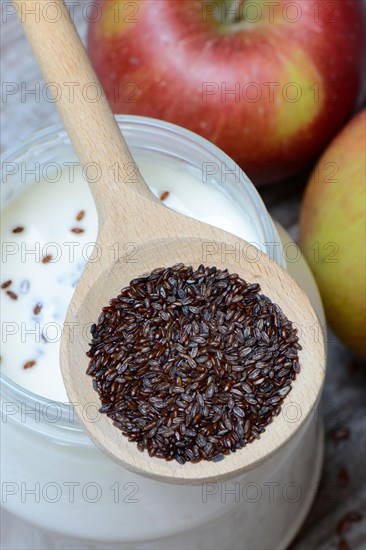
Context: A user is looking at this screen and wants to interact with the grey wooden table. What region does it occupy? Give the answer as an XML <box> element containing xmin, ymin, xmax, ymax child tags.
<box><xmin>1</xmin><ymin>6</ymin><xmax>365</xmax><ymax>550</ymax></box>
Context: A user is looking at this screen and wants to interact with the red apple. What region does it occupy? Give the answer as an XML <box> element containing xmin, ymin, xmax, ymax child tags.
<box><xmin>300</xmin><ymin>108</ymin><xmax>366</xmax><ymax>358</ymax></box>
<box><xmin>87</xmin><ymin>0</ymin><xmax>364</xmax><ymax>186</ymax></box>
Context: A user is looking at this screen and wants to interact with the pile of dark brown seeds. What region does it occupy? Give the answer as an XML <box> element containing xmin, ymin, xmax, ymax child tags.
<box><xmin>87</xmin><ymin>264</ymin><xmax>301</xmax><ymax>464</ymax></box>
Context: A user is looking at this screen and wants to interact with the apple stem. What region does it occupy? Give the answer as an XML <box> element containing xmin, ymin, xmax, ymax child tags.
<box><xmin>219</xmin><ymin>0</ymin><xmax>247</xmax><ymax>23</ymax></box>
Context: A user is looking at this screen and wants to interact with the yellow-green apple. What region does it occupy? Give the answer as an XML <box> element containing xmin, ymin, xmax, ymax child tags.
<box><xmin>87</xmin><ymin>0</ymin><xmax>364</xmax><ymax>186</ymax></box>
<box><xmin>300</xmin><ymin>108</ymin><xmax>366</xmax><ymax>358</ymax></box>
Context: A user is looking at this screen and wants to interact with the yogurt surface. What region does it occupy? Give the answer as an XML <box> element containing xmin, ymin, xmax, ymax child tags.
<box><xmin>1</xmin><ymin>154</ymin><xmax>260</xmax><ymax>402</ymax></box>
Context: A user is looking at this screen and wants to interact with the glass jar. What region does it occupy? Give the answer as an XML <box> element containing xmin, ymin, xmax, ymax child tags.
<box><xmin>1</xmin><ymin>116</ymin><xmax>325</xmax><ymax>549</ymax></box>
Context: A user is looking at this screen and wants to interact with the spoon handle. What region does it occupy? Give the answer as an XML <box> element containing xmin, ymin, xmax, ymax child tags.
<box><xmin>13</xmin><ymin>0</ymin><xmax>152</xmax><ymax>222</ymax></box>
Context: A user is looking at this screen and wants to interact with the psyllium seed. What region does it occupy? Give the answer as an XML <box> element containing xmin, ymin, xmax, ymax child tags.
<box><xmin>23</xmin><ymin>360</ymin><xmax>36</xmax><ymax>369</ymax></box>
<box><xmin>76</xmin><ymin>210</ymin><xmax>85</xmax><ymax>221</ymax></box>
<box><xmin>33</xmin><ymin>303</ymin><xmax>42</xmax><ymax>315</ymax></box>
<box><xmin>338</xmin><ymin>539</ymin><xmax>350</xmax><ymax>550</ymax></box>
<box><xmin>71</xmin><ymin>227</ymin><xmax>85</xmax><ymax>234</ymax></box>
<box><xmin>12</xmin><ymin>226</ymin><xmax>24</xmax><ymax>233</ymax></box>
<box><xmin>338</xmin><ymin>468</ymin><xmax>349</xmax><ymax>487</ymax></box>
<box><xmin>42</xmin><ymin>255</ymin><xmax>53</xmax><ymax>264</ymax></box>
<box><xmin>86</xmin><ymin>264</ymin><xmax>301</xmax><ymax>464</ymax></box>
<box><xmin>1</xmin><ymin>280</ymin><xmax>12</xmax><ymax>289</ymax></box>
<box><xmin>6</xmin><ymin>290</ymin><xmax>18</xmax><ymax>300</ymax></box>
<box><xmin>337</xmin><ymin>511</ymin><xmax>363</xmax><ymax>535</ymax></box>
<box><xmin>159</xmin><ymin>191</ymin><xmax>170</xmax><ymax>201</ymax></box>
<box><xmin>333</xmin><ymin>427</ymin><xmax>350</xmax><ymax>441</ymax></box>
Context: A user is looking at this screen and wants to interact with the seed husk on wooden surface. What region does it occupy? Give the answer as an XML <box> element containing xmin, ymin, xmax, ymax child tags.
<box><xmin>87</xmin><ymin>264</ymin><xmax>301</xmax><ymax>464</ymax></box>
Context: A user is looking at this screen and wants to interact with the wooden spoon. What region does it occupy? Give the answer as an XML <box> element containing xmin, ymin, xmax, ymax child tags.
<box><xmin>15</xmin><ymin>0</ymin><xmax>325</xmax><ymax>484</ymax></box>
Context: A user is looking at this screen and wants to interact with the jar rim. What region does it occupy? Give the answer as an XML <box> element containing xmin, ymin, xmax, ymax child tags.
<box><xmin>1</xmin><ymin>114</ymin><xmax>280</xmax><ymax>248</ymax></box>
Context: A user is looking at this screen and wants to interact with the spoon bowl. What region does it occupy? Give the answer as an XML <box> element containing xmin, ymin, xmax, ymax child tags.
<box><xmin>62</xmin><ymin>196</ymin><xmax>325</xmax><ymax>484</ymax></box>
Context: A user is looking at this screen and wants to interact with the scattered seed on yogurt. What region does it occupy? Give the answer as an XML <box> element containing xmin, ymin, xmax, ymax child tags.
<box><xmin>42</xmin><ymin>255</ymin><xmax>53</xmax><ymax>264</ymax></box>
<box><xmin>1</xmin><ymin>280</ymin><xmax>12</xmax><ymax>289</ymax></box>
<box><xmin>6</xmin><ymin>290</ymin><xmax>18</xmax><ymax>300</ymax></box>
<box><xmin>160</xmin><ymin>191</ymin><xmax>170</xmax><ymax>201</ymax></box>
<box><xmin>23</xmin><ymin>360</ymin><xmax>36</xmax><ymax>370</ymax></box>
<box><xmin>76</xmin><ymin>210</ymin><xmax>85</xmax><ymax>221</ymax></box>
<box><xmin>33</xmin><ymin>303</ymin><xmax>42</xmax><ymax>315</ymax></box>
<box><xmin>71</xmin><ymin>227</ymin><xmax>85</xmax><ymax>234</ymax></box>
<box><xmin>12</xmin><ymin>225</ymin><xmax>24</xmax><ymax>234</ymax></box>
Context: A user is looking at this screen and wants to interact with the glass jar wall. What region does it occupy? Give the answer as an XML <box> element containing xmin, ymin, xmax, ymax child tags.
<box><xmin>1</xmin><ymin>116</ymin><xmax>324</xmax><ymax>549</ymax></box>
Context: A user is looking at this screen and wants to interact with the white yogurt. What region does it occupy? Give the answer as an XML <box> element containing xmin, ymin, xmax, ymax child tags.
<box><xmin>1</xmin><ymin>155</ymin><xmax>260</xmax><ymax>402</ymax></box>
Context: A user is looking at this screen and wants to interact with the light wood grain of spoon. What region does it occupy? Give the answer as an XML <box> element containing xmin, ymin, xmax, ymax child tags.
<box><xmin>14</xmin><ymin>0</ymin><xmax>326</xmax><ymax>484</ymax></box>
